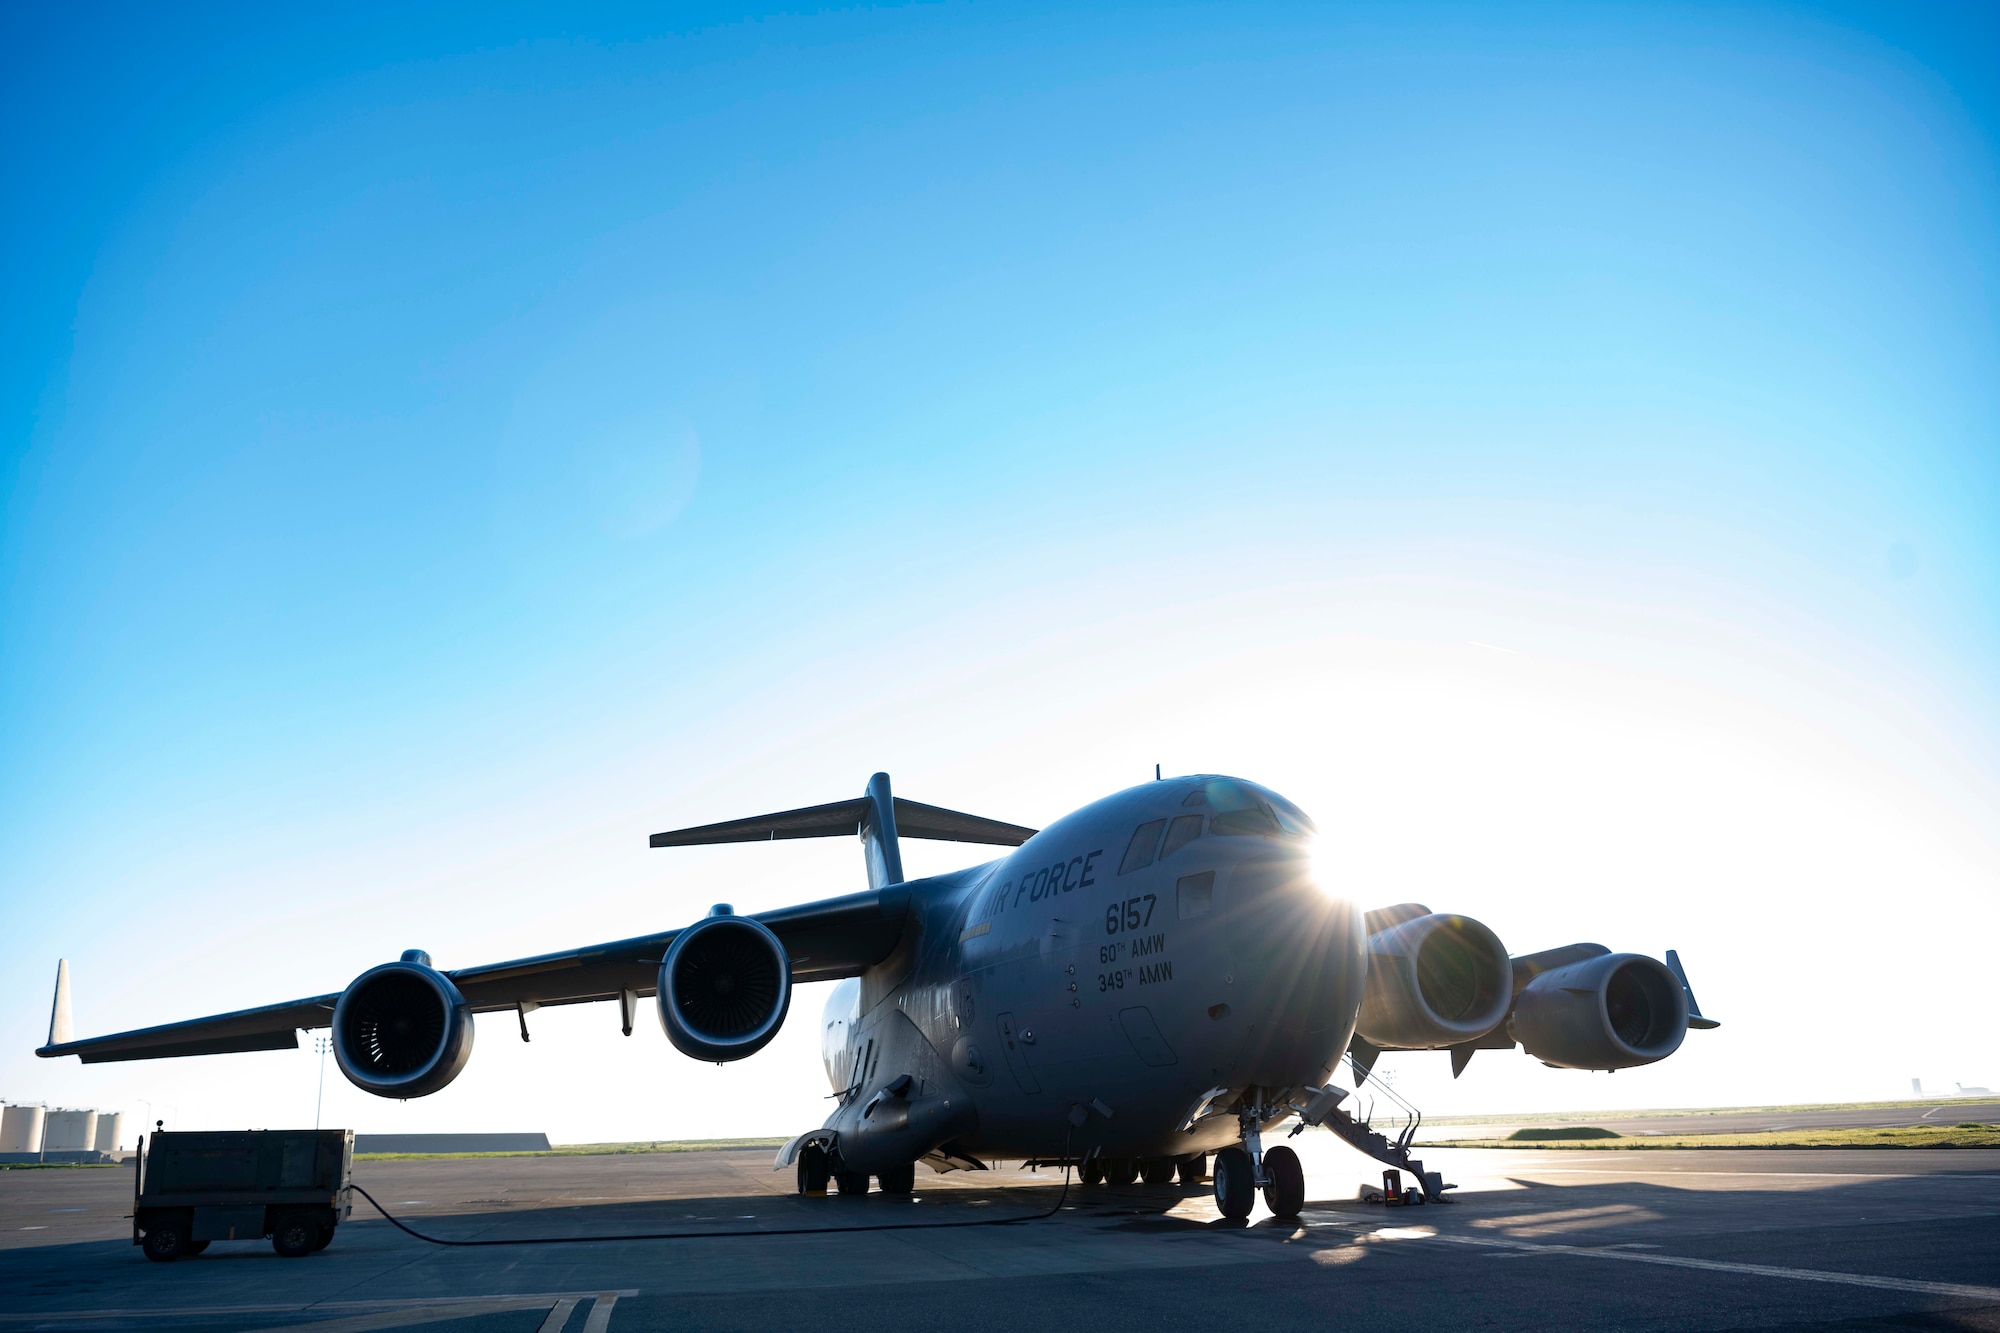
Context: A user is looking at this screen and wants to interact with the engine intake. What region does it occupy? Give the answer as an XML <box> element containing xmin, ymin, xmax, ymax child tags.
<box><xmin>332</xmin><ymin>954</ymin><xmax>475</xmax><ymax>1098</ymax></box>
<box><xmin>657</xmin><ymin>909</ymin><xmax>792</xmax><ymax>1062</ymax></box>
<box><xmin>1511</xmin><ymin>952</ymin><xmax>1689</xmax><ymax>1070</ymax></box>
<box><xmin>1356</xmin><ymin>912</ymin><xmax>1512</xmax><ymax>1049</ymax></box>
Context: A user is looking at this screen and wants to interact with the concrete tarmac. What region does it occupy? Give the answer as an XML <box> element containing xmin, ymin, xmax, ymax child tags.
<box><xmin>3</xmin><ymin>1135</ymin><xmax>1996</xmax><ymax>1331</ymax></box>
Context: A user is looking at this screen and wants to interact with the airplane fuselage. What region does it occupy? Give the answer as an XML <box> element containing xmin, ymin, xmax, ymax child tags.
<box><xmin>817</xmin><ymin>776</ymin><xmax>1365</xmax><ymax>1168</ymax></box>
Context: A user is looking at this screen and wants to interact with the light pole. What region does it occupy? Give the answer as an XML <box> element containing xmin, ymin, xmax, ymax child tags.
<box><xmin>313</xmin><ymin>1036</ymin><xmax>332</xmax><ymax>1131</ymax></box>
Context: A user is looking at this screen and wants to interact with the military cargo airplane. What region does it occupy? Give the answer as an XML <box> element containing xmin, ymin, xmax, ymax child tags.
<box><xmin>39</xmin><ymin>773</ymin><xmax>1716</xmax><ymax>1218</ymax></box>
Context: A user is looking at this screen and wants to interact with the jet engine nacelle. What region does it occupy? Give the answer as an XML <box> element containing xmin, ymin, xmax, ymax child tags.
<box><xmin>1355</xmin><ymin>912</ymin><xmax>1512</xmax><ymax>1049</ymax></box>
<box><xmin>332</xmin><ymin>952</ymin><xmax>475</xmax><ymax>1099</ymax></box>
<box><xmin>1511</xmin><ymin>952</ymin><xmax>1689</xmax><ymax>1070</ymax></box>
<box><xmin>656</xmin><ymin>908</ymin><xmax>792</xmax><ymax>1062</ymax></box>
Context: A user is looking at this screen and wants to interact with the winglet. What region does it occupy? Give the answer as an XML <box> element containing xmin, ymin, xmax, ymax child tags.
<box><xmin>47</xmin><ymin>959</ymin><xmax>73</xmax><ymax>1048</ymax></box>
<box><xmin>1665</xmin><ymin>949</ymin><xmax>1720</xmax><ymax>1030</ymax></box>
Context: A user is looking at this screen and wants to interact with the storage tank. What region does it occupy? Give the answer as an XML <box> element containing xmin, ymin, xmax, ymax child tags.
<box><xmin>42</xmin><ymin>1108</ymin><xmax>98</xmax><ymax>1153</ymax></box>
<box><xmin>93</xmin><ymin>1112</ymin><xmax>125</xmax><ymax>1155</ymax></box>
<box><xmin>0</xmin><ymin>1103</ymin><xmax>45</xmax><ymax>1153</ymax></box>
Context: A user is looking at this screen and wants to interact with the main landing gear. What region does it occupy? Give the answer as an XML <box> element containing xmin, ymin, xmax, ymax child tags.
<box><xmin>1078</xmin><ymin>1154</ymin><xmax>1203</xmax><ymax>1189</ymax></box>
<box><xmin>796</xmin><ymin>1142</ymin><xmax>916</xmax><ymax>1198</ymax></box>
<box><xmin>797</xmin><ymin>1143</ymin><xmax>831</xmax><ymax>1196</ymax></box>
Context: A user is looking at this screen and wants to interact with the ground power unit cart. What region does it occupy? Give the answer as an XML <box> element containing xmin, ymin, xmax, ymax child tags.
<box><xmin>132</xmin><ymin>1129</ymin><xmax>353</xmax><ymax>1261</ymax></box>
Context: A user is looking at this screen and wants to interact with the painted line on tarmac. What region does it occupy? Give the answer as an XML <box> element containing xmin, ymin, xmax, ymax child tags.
<box><xmin>0</xmin><ymin>1289</ymin><xmax>641</xmax><ymax>1325</ymax></box>
<box><xmin>242</xmin><ymin>1299</ymin><xmax>551</xmax><ymax>1333</ymax></box>
<box><xmin>1302</xmin><ymin>1216</ymin><xmax>2000</xmax><ymax>1302</ymax></box>
<box><xmin>1503</xmin><ymin>1169</ymin><xmax>2000</xmax><ymax>1180</ymax></box>
<box><xmin>263</xmin><ymin>1293</ymin><xmax>621</xmax><ymax>1333</ymax></box>
<box><xmin>581</xmin><ymin>1293</ymin><xmax>621</xmax><ymax>1333</ymax></box>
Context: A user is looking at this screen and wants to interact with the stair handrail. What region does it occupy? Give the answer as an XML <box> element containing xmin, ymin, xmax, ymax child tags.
<box><xmin>1344</xmin><ymin>1053</ymin><xmax>1423</xmax><ymax>1151</ymax></box>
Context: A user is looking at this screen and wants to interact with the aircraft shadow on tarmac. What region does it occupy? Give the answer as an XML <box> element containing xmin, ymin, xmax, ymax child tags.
<box><xmin>4</xmin><ymin>1168</ymin><xmax>1998</xmax><ymax>1333</ymax></box>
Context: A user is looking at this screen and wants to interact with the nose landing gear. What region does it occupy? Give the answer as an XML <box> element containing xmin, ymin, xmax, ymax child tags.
<box><xmin>1261</xmin><ymin>1145</ymin><xmax>1304</xmax><ymax>1217</ymax></box>
<box><xmin>1212</xmin><ymin>1145</ymin><xmax>1255</xmax><ymax>1218</ymax></box>
<box><xmin>1214</xmin><ymin>1104</ymin><xmax>1307</xmax><ymax>1220</ymax></box>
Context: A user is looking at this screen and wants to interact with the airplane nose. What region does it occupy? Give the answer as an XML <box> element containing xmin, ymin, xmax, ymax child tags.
<box><xmin>1225</xmin><ymin>852</ymin><xmax>1363</xmax><ymax>1016</ymax></box>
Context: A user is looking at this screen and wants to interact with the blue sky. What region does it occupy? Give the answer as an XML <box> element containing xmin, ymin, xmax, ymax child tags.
<box><xmin>4</xmin><ymin>3</ymin><xmax>1997</xmax><ymax>1140</ymax></box>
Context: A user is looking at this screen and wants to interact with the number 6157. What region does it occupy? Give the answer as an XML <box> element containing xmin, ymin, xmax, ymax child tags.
<box><xmin>1105</xmin><ymin>894</ymin><xmax>1155</xmax><ymax>935</ymax></box>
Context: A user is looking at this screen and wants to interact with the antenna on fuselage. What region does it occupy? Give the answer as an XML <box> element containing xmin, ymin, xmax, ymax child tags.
<box><xmin>1155</xmin><ymin>764</ymin><xmax>1161</xmax><ymax>780</ymax></box>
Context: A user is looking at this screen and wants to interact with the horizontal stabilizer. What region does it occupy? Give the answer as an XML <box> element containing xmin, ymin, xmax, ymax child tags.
<box><xmin>651</xmin><ymin>796</ymin><xmax>1035</xmax><ymax>849</ymax></box>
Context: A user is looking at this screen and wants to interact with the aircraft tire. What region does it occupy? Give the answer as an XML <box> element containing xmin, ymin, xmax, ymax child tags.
<box><xmin>1079</xmin><ymin>1157</ymin><xmax>1105</xmax><ymax>1186</ymax></box>
<box><xmin>1104</xmin><ymin>1157</ymin><xmax>1139</xmax><ymax>1186</ymax></box>
<box><xmin>1261</xmin><ymin>1145</ymin><xmax>1305</xmax><ymax>1218</ymax></box>
<box><xmin>1178</xmin><ymin>1154</ymin><xmax>1208</xmax><ymax>1186</ymax></box>
<box><xmin>797</xmin><ymin>1144</ymin><xmax>831</xmax><ymax>1196</ymax></box>
<box><xmin>834</xmin><ymin>1168</ymin><xmax>870</xmax><ymax>1196</ymax></box>
<box><xmin>1140</xmin><ymin>1158</ymin><xmax>1177</xmax><ymax>1185</ymax></box>
<box><xmin>876</xmin><ymin>1161</ymin><xmax>916</xmax><ymax>1195</ymax></box>
<box><xmin>1213</xmin><ymin>1146</ymin><xmax>1255</xmax><ymax>1220</ymax></box>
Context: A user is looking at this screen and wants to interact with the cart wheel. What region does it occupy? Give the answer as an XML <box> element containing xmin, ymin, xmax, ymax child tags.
<box><xmin>271</xmin><ymin>1213</ymin><xmax>319</xmax><ymax>1258</ymax></box>
<box><xmin>311</xmin><ymin>1224</ymin><xmax>334</xmax><ymax>1252</ymax></box>
<box><xmin>184</xmin><ymin>1240</ymin><xmax>210</xmax><ymax>1256</ymax></box>
<box><xmin>141</xmin><ymin>1214</ymin><xmax>190</xmax><ymax>1263</ymax></box>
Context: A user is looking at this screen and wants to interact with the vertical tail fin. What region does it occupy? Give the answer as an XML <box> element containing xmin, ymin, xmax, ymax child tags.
<box><xmin>860</xmin><ymin>772</ymin><xmax>904</xmax><ymax>890</ymax></box>
<box><xmin>48</xmin><ymin>959</ymin><xmax>73</xmax><ymax>1048</ymax></box>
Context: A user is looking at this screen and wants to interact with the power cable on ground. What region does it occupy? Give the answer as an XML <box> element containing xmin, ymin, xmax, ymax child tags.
<box><xmin>347</xmin><ymin>1137</ymin><xmax>1074</xmax><ymax>1247</ymax></box>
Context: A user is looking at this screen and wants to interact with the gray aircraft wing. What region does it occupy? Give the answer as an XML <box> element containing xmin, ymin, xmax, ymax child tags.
<box><xmin>37</xmin><ymin>884</ymin><xmax>912</xmax><ymax>1065</ymax></box>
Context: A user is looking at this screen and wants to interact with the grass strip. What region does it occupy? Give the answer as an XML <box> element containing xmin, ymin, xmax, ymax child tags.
<box><xmin>1432</xmin><ymin>1124</ymin><xmax>2000</xmax><ymax>1150</ymax></box>
<box><xmin>1423</xmin><ymin>1096</ymin><xmax>2000</xmax><ymax>1127</ymax></box>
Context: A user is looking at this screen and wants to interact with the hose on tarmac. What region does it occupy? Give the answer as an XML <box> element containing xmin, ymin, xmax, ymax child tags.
<box><xmin>347</xmin><ymin>1134</ymin><xmax>1075</xmax><ymax>1247</ymax></box>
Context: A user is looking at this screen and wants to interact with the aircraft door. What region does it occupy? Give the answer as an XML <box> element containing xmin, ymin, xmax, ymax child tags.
<box><xmin>994</xmin><ymin>1011</ymin><xmax>1041</xmax><ymax>1094</ymax></box>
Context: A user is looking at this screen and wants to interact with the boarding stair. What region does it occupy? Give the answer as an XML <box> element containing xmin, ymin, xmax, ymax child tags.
<box><xmin>1291</xmin><ymin>1055</ymin><xmax>1452</xmax><ymax>1202</ymax></box>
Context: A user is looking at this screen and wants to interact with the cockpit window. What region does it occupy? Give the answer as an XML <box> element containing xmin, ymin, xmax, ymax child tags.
<box><xmin>1200</xmin><ymin>780</ymin><xmax>1260</xmax><ymax>810</ymax></box>
<box><xmin>1265</xmin><ymin>793</ymin><xmax>1316</xmax><ymax>836</ymax></box>
<box><xmin>1196</xmin><ymin>779</ymin><xmax>1314</xmax><ymax>838</ymax></box>
<box><xmin>1119</xmin><ymin>819</ymin><xmax>1167</xmax><ymax>875</ymax></box>
<box><xmin>1181</xmin><ymin>790</ymin><xmax>1207</xmax><ymax>807</ymax></box>
<box><xmin>1208</xmin><ymin>805</ymin><xmax>1279</xmax><ymax>837</ymax></box>
<box><xmin>1160</xmin><ymin>813</ymin><xmax>1203</xmax><ymax>860</ymax></box>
